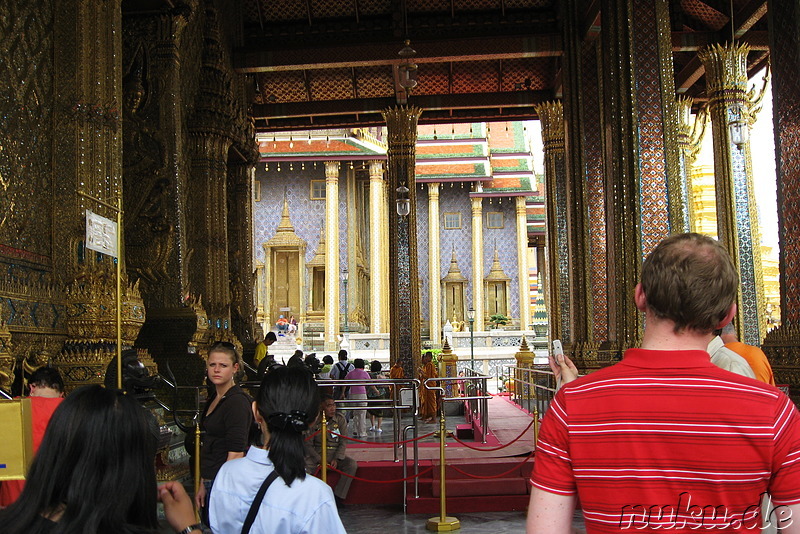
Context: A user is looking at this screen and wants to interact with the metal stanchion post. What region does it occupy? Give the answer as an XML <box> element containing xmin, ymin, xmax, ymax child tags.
<box><xmin>426</xmin><ymin>402</ymin><xmax>460</xmax><ymax>531</ymax></box>
<box><xmin>533</xmin><ymin>407</ymin><xmax>540</xmax><ymax>444</ymax></box>
<box><xmin>321</xmin><ymin>412</ymin><xmax>328</xmax><ymax>483</ymax></box>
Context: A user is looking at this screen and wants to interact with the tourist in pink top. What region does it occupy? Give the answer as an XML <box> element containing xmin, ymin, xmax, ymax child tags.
<box><xmin>344</xmin><ymin>359</ymin><xmax>377</xmax><ymax>438</ymax></box>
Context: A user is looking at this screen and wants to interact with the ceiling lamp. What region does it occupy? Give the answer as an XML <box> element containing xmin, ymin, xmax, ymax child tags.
<box><xmin>398</xmin><ymin>40</ymin><xmax>418</xmax><ymax>90</ymax></box>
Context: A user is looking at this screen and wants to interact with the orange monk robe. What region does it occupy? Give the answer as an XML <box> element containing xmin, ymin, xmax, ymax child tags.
<box><xmin>389</xmin><ymin>363</ymin><xmax>404</xmax><ymax>380</ymax></box>
<box><xmin>418</xmin><ymin>361</ymin><xmax>439</xmax><ymax>420</ymax></box>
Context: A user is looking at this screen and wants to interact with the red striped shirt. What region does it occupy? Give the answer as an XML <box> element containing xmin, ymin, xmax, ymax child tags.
<box><xmin>531</xmin><ymin>348</ymin><xmax>800</xmax><ymax>533</ymax></box>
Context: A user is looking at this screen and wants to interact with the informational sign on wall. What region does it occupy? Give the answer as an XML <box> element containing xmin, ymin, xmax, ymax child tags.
<box><xmin>85</xmin><ymin>209</ymin><xmax>118</xmax><ymax>257</ymax></box>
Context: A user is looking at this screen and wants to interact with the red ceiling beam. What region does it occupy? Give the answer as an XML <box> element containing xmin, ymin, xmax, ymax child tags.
<box><xmin>234</xmin><ymin>35</ymin><xmax>562</xmax><ymax>73</ymax></box>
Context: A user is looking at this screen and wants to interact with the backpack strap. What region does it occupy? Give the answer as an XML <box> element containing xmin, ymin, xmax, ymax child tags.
<box><xmin>240</xmin><ymin>470</ymin><xmax>280</xmax><ymax>534</ymax></box>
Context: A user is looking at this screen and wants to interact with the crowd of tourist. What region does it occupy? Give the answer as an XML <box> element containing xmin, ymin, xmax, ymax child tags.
<box><xmin>2</xmin><ymin>231</ymin><xmax>799</xmax><ymax>534</ymax></box>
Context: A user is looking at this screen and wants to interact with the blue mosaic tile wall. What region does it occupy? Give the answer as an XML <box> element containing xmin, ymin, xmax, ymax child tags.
<box><xmin>483</xmin><ymin>196</ymin><xmax>520</xmax><ymax>319</ymax></box>
<box><xmin>254</xmin><ymin>166</ymin><xmax>521</xmax><ymax>323</ymax></box>
<box><xmin>253</xmin><ymin>164</ymin><xmax>348</xmax><ymax>315</ymax></box>
<box><xmin>416</xmin><ymin>184</ymin><xmax>430</xmax><ymax>319</ymax></box>
<box><xmin>438</xmin><ymin>184</ymin><xmax>474</xmax><ymax>308</ymax></box>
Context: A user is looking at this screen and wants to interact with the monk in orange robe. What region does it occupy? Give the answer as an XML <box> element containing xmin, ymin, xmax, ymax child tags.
<box><xmin>389</xmin><ymin>361</ymin><xmax>405</xmax><ymax>380</ymax></box>
<box><xmin>417</xmin><ymin>352</ymin><xmax>439</xmax><ymax>423</ymax></box>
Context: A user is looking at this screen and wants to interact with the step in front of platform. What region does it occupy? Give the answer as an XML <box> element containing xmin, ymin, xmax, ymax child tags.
<box><xmin>406</xmin><ymin>494</ymin><xmax>531</xmax><ymax>514</ymax></box>
<box><xmin>431</xmin><ymin>477</ymin><xmax>528</xmax><ymax>497</ymax></box>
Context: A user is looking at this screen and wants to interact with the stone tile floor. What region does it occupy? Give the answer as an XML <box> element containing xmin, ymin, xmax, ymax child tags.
<box><xmin>337</xmin><ymin>504</ymin><xmax>587</xmax><ymax>533</ymax></box>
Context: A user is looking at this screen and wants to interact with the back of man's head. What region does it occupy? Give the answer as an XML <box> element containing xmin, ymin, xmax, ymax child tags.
<box><xmin>265</xmin><ymin>331</ymin><xmax>277</xmax><ymax>344</ymax></box>
<box><xmin>28</xmin><ymin>366</ymin><xmax>64</xmax><ymax>394</ymax></box>
<box><xmin>641</xmin><ymin>233</ymin><xmax>738</xmax><ymax>334</ymax></box>
<box><xmin>338</xmin><ymin>349</ymin><xmax>348</xmax><ymax>361</ymax></box>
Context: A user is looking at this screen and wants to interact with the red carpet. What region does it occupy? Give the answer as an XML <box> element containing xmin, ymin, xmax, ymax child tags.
<box><xmin>317</xmin><ymin>394</ymin><xmax>537</xmax><ymax>513</ymax></box>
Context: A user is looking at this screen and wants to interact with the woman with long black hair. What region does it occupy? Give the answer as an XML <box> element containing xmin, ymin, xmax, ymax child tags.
<box><xmin>209</xmin><ymin>366</ymin><xmax>345</xmax><ymax>534</ymax></box>
<box><xmin>0</xmin><ymin>385</ymin><xmax>200</xmax><ymax>534</ymax></box>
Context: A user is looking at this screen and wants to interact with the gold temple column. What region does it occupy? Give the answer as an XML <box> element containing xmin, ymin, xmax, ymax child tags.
<box><xmin>515</xmin><ymin>197</ymin><xmax>531</xmax><ymax>331</ymax></box>
<box><xmin>324</xmin><ymin>161</ymin><xmax>341</xmax><ymax>351</ymax></box>
<box><xmin>470</xmin><ymin>197</ymin><xmax>485</xmax><ymax>331</ymax></box>
<box><xmin>535</xmin><ymin>101</ymin><xmax>569</xmax><ymax>343</ymax></box>
<box><xmin>599</xmin><ymin>0</ymin><xmax>680</xmax><ymax>349</ymax></box>
<box><xmin>382</xmin><ymin>106</ymin><xmax>423</xmax><ymax>379</ymax></box>
<box><xmin>699</xmin><ymin>43</ymin><xmax>767</xmax><ymax>345</ymax></box>
<box><xmin>763</xmin><ymin>0</ymin><xmax>800</xmax><ymax>388</ymax></box>
<box><xmin>428</xmin><ymin>183</ymin><xmax>442</xmax><ymax>344</ymax></box>
<box><xmin>676</xmin><ymin>97</ymin><xmax>708</xmax><ymax>234</ymax></box>
<box><xmin>369</xmin><ymin>160</ymin><xmax>387</xmax><ymax>333</ymax></box>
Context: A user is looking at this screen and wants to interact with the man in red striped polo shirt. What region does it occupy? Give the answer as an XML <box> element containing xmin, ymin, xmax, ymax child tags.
<box><xmin>527</xmin><ymin>233</ymin><xmax>800</xmax><ymax>533</ymax></box>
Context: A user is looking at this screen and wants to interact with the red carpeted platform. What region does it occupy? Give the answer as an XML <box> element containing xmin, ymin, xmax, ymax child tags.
<box><xmin>319</xmin><ymin>394</ymin><xmax>538</xmax><ymax>514</ymax></box>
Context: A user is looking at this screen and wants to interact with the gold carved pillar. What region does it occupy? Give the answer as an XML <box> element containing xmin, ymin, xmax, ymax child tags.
<box><xmin>369</xmin><ymin>160</ymin><xmax>387</xmax><ymax>333</ymax></box>
<box><xmin>428</xmin><ymin>183</ymin><xmax>442</xmax><ymax>344</ymax></box>
<box><xmin>324</xmin><ymin>161</ymin><xmax>341</xmax><ymax>350</ymax></box>
<box><xmin>382</xmin><ymin>106</ymin><xmax>423</xmax><ymax>379</ymax></box>
<box><xmin>515</xmin><ymin>196</ymin><xmax>531</xmax><ymax>331</ymax></box>
<box><xmin>599</xmin><ymin>0</ymin><xmax>680</xmax><ymax>350</ymax></box>
<box><xmin>762</xmin><ymin>0</ymin><xmax>800</xmax><ymax>390</ymax></box>
<box><xmin>188</xmin><ymin>133</ymin><xmax>233</xmax><ymax>328</ymax></box>
<box><xmin>228</xmin><ymin>160</ymin><xmax>258</xmax><ymax>347</ymax></box>
<box><xmin>470</xmin><ymin>197</ymin><xmax>485</xmax><ymax>331</ymax></box>
<box><xmin>676</xmin><ymin>97</ymin><xmax>709</xmax><ymax>234</ymax></box>
<box><xmin>535</xmin><ymin>101</ymin><xmax>570</xmax><ymax>343</ymax></box>
<box><xmin>186</xmin><ymin>11</ymin><xmax>239</xmax><ymax>342</ymax></box>
<box><xmin>699</xmin><ymin>43</ymin><xmax>767</xmax><ymax>345</ymax></box>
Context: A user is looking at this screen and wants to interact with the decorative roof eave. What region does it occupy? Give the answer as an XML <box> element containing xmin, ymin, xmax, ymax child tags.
<box><xmin>306</xmin><ymin>226</ymin><xmax>326</xmax><ymax>267</ymax></box>
<box><xmin>265</xmin><ymin>196</ymin><xmax>307</xmax><ymax>248</ymax></box>
<box><xmin>417</xmin><ymin>137</ymin><xmax>488</xmax><ymax>145</ymax></box>
<box><xmin>485</xmin><ymin>250</ymin><xmax>511</xmax><ymax>282</ymax></box>
<box><xmin>470</xmin><ymin>191</ymin><xmax>531</xmax><ymax>197</ymax></box>
<box><xmin>441</xmin><ymin>250</ymin><xmax>468</xmax><ymax>283</ymax></box>
<box><xmin>416</xmin><ymin>175</ymin><xmax>492</xmax><ymax>183</ymax></box>
<box><xmin>258</xmin><ymin>131</ymin><xmax>387</xmax><ymax>161</ymax></box>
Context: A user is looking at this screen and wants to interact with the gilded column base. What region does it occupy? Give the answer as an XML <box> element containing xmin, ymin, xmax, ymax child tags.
<box><xmin>571</xmin><ymin>341</ymin><xmax>622</xmax><ymax>374</ymax></box>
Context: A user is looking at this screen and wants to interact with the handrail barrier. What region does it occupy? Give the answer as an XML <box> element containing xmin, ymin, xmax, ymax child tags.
<box><xmin>426</xmin><ymin>372</ymin><xmax>492</xmax><ymax>443</ymax></box>
<box><xmin>419</xmin><ymin>374</ymin><xmax>538</xmax><ymax>530</ymax></box>
<box><xmin>506</xmin><ymin>365</ymin><xmax>556</xmax><ymax>416</ymax></box>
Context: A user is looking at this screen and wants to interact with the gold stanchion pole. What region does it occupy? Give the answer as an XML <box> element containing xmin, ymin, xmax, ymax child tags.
<box><xmin>533</xmin><ymin>407</ymin><xmax>540</xmax><ymax>444</ymax></box>
<box><xmin>426</xmin><ymin>399</ymin><xmax>460</xmax><ymax>531</ymax></box>
<box><xmin>115</xmin><ymin>197</ymin><xmax>122</xmax><ymax>390</ymax></box>
<box><xmin>321</xmin><ymin>412</ymin><xmax>328</xmax><ymax>483</ymax></box>
<box><xmin>194</xmin><ymin>423</ymin><xmax>201</xmax><ymax>522</ymax></box>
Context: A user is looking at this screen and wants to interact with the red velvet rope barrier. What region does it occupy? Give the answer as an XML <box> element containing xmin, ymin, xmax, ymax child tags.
<box><xmin>446</xmin><ymin>449</ymin><xmax>535</xmax><ymax>479</ymax></box>
<box><xmin>326</xmin><ymin>464</ymin><xmax>435</xmax><ymax>483</ymax></box>
<box><xmin>304</xmin><ymin>429</ymin><xmax>321</xmax><ymax>441</ymax></box>
<box><xmin>449</xmin><ymin>416</ymin><xmax>536</xmax><ymax>452</ymax></box>
<box><xmin>337</xmin><ymin>431</ymin><xmax>436</xmax><ymax>446</ymax></box>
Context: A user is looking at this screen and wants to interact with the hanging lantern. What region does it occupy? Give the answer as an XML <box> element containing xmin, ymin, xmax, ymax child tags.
<box><xmin>396</xmin><ymin>185</ymin><xmax>410</xmax><ymax>217</ymax></box>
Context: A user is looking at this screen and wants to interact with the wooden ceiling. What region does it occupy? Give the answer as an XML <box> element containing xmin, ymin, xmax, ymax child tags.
<box><xmin>134</xmin><ymin>0</ymin><xmax>771</xmax><ymax>133</ymax></box>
